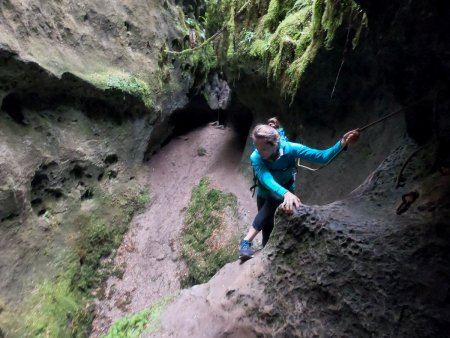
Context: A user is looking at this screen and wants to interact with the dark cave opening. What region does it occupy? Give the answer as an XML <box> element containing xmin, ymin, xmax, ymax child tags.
<box><xmin>162</xmin><ymin>94</ymin><xmax>253</xmax><ymax>150</ymax></box>
<box><xmin>166</xmin><ymin>95</ymin><xmax>218</xmax><ymax>140</ymax></box>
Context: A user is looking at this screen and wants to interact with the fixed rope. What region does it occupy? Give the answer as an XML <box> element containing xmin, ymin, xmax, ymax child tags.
<box><xmin>296</xmin><ymin>95</ymin><xmax>432</xmax><ymax>171</ymax></box>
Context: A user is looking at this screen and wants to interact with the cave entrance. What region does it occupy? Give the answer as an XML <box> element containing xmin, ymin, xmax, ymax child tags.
<box><xmin>162</xmin><ymin>94</ymin><xmax>253</xmax><ymax>150</ymax></box>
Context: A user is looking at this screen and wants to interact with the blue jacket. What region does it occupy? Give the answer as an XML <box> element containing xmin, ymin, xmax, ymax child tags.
<box><xmin>250</xmin><ymin>139</ymin><xmax>343</xmax><ymax>199</ymax></box>
<box><xmin>278</xmin><ymin>128</ymin><xmax>288</xmax><ymax>142</ymax></box>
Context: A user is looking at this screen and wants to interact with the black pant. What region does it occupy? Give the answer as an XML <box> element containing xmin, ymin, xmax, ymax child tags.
<box><xmin>254</xmin><ymin>195</ymin><xmax>283</xmax><ymax>247</ymax></box>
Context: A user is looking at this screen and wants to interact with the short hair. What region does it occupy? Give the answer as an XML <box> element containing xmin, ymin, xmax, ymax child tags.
<box><xmin>252</xmin><ymin>124</ymin><xmax>280</xmax><ymax>146</ymax></box>
<box><xmin>267</xmin><ymin>117</ymin><xmax>280</xmax><ymax>129</ymax></box>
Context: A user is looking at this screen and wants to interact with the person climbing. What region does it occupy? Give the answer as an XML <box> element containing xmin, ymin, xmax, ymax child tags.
<box><xmin>267</xmin><ymin>117</ymin><xmax>288</xmax><ymax>142</ymax></box>
<box><xmin>239</xmin><ymin>124</ymin><xmax>360</xmax><ymax>259</ymax></box>
<box><xmin>251</xmin><ymin>117</ymin><xmax>287</xmax><ymax>154</ymax></box>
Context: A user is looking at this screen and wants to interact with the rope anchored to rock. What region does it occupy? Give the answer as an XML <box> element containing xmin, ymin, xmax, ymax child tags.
<box><xmin>296</xmin><ymin>95</ymin><xmax>432</xmax><ymax>172</ymax></box>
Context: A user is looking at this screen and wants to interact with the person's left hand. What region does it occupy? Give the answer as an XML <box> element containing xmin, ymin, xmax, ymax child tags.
<box><xmin>341</xmin><ymin>129</ymin><xmax>360</xmax><ymax>146</ymax></box>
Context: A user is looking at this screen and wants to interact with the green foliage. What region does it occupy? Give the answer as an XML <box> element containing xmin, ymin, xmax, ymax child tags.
<box><xmin>262</xmin><ymin>0</ymin><xmax>280</xmax><ymax>31</ymax></box>
<box><xmin>227</xmin><ymin>2</ymin><xmax>236</xmax><ymax>59</ymax></box>
<box><xmin>185</xmin><ymin>17</ymin><xmax>195</xmax><ymax>27</ymax></box>
<box><xmin>283</xmin><ymin>39</ymin><xmax>321</xmax><ymax>97</ymax></box>
<box><xmin>242</xmin><ymin>30</ymin><xmax>256</xmax><ymax>44</ymax></box>
<box><xmin>179</xmin><ymin>42</ymin><xmax>217</xmax><ymax>90</ymax></box>
<box><xmin>24</xmin><ymin>260</ymin><xmax>90</xmax><ymax>338</ymax></box>
<box><xmin>249</xmin><ymin>33</ymin><xmax>272</xmax><ymax>59</ymax></box>
<box><xmin>197</xmin><ymin>0</ymin><xmax>366</xmax><ymax>100</ymax></box>
<box><xmin>22</xmin><ymin>188</ymin><xmax>151</xmax><ymax>337</ymax></box>
<box><xmin>181</xmin><ymin>177</ymin><xmax>238</xmax><ymax>287</ymax></box>
<box><xmin>171</xmin><ymin>0</ymin><xmax>366</xmax><ymax>99</ymax></box>
<box><xmin>102</xmin><ymin>294</ymin><xmax>175</xmax><ymax>337</ymax></box>
<box><xmin>73</xmin><ymin>189</ymin><xmax>150</xmax><ymax>292</ymax></box>
<box><xmin>103</xmin><ymin>309</ymin><xmax>150</xmax><ymax>338</ymax></box>
<box><xmin>134</xmin><ymin>190</ymin><xmax>151</xmax><ymax>214</ymax></box>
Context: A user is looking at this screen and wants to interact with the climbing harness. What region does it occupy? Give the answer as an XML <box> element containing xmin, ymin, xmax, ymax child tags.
<box><xmin>296</xmin><ymin>96</ymin><xmax>432</xmax><ymax>172</ymax></box>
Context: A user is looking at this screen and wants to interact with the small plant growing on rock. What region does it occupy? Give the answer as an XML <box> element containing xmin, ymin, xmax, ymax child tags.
<box><xmin>197</xmin><ymin>147</ymin><xmax>207</xmax><ymax>156</ymax></box>
<box><xmin>102</xmin><ymin>295</ymin><xmax>174</xmax><ymax>337</ymax></box>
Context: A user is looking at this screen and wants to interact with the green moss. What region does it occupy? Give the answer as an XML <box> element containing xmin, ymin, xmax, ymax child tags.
<box><xmin>197</xmin><ymin>0</ymin><xmax>366</xmax><ymax>100</ymax></box>
<box><xmin>262</xmin><ymin>0</ymin><xmax>280</xmax><ymax>31</ymax></box>
<box><xmin>85</xmin><ymin>71</ymin><xmax>154</xmax><ymax>110</ymax></box>
<box><xmin>266</xmin><ymin>7</ymin><xmax>312</xmax><ymax>80</ymax></box>
<box><xmin>179</xmin><ymin>42</ymin><xmax>217</xmax><ymax>90</ymax></box>
<box><xmin>249</xmin><ymin>33</ymin><xmax>271</xmax><ymax>59</ymax></box>
<box><xmin>18</xmin><ymin>188</ymin><xmax>151</xmax><ymax>337</ymax></box>
<box><xmin>283</xmin><ymin>39</ymin><xmax>321</xmax><ymax>98</ymax></box>
<box><xmin>181</xmin><ymin>177</ymin><xmax>238</xmax><ymax>287</ymax></box>
<box><xmin>226</xmin><ymin>1</ymin><xmax>236</xmax><ymax>59</ymax></box>
<box><xmin>73</xmin><ymin>189</ymin><xmax>150</xmax><ymax>292</ymax></box>
<box><xmin>352</xmin><ymin>11</ymin><xmax>368</xmax><ymax>49</ymax></box>
<box><xmin>101</xmin><ymin>294</ymin><xmax>174</xmax><ymax>338</ymax></box>
<box><xmin>23</xmin><ymin>254</ymin><xmax>91</xmax><ymax>338</ymax></box>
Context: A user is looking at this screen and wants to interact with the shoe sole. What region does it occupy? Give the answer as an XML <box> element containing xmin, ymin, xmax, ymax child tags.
<box><xmin>239</xmin><ymin>254</ymin><xmax>254</xmax><ymax>261</ymax></box>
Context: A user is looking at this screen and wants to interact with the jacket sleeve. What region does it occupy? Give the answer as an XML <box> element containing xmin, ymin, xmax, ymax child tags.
<box><xmin>251</xmin><ymin>156</ymin><xmax>288</xmax><ymax>199</ymax></box>
<box><xmin>290</xmin><ymin>140</ymin><xmax>343</xmax><ymax>164</ymax></box>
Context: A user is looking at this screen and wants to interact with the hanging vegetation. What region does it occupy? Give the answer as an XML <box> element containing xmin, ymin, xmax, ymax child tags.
<box><xmin>168</xmin><ymin>0</ymin><xmax>367</xmax><ymax>100</ymax></box>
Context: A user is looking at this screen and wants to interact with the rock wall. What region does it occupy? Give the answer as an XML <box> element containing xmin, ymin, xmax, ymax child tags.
<box><xmin>0</xmin><ymin>0</ymin><xmax>195</xmax><ymax>335</ymax></box>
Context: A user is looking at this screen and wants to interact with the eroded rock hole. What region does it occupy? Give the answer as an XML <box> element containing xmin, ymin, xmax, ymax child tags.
<box><xmin>1</xmin><ymin>213</ymin><xmax>18</xmax><ymax>222</ymax></box>
<box><xmin>172</xmin><ymin>38</ymin><xmax>181</xmax><ymax>50</ymax></box>
<box><xmin>45</xmin><ymin>188</ymin><xmax>63</xmax><ymax>198</ymax></box>
<box><xmin>71</xmin><ymin>165</ymin><xmax>85</xmax><ymax>178</ymax></box>
<box><xmin>31</xmin><ymin>198</ymin><xmax>42</xmax><ymax>206</ymax></box>
<box><xmin>1</xmin><ymin>93</ymin><xmax>25</xmax><ymax>124</ymax></box>
<box><xmin>81</xmin><ymin>188</ymin><xmax>94</xmax><ymax>200</ymax></box>
<box><xmin>31</xmin><ymin>173</ymin><xmax>49</xmax><ymax>189</ymax></box>
<box><xmin>108</xmin><ymin>170</ymin><xmax>118</xmax><ymax>179</ymax></box>
<box><xmin>104</xmin><ymin>154</ymin><xmax>118</xmax><ymax>165</ymax></box>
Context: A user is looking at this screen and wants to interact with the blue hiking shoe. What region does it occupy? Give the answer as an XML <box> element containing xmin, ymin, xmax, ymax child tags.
<box><xmin>239</xmin><ymin>240</ymin><xmax>254</xmax><ymax>259</ymax></box>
